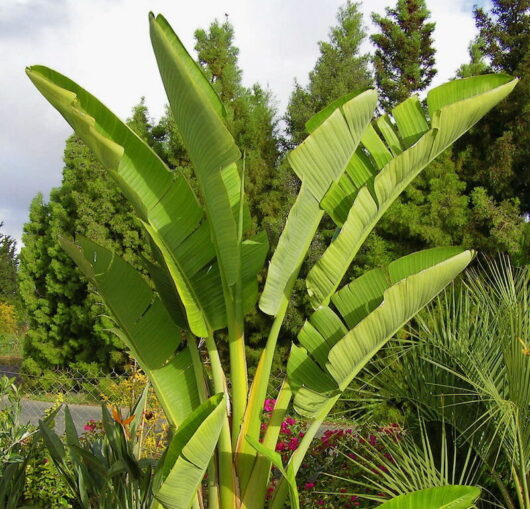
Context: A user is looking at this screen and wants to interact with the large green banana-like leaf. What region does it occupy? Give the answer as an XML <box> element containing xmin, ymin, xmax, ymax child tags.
<box><xmin>26</xmin><ymin>66</ymin><xmax>225</xmax><ymax>337</ymax></box>
<box><xmin>60</xmin><ymin>236</ymin><xmax>199</xmax><ymax>426</ymax></box>
<box><xmin>288</xmin><ymin>248</ymin><xmax>473</xmax><ymax>418</ymax></box>
<box><xmin>306</xmin><ymin>74</ymin><xmax>517</xmax><ymax>308</ymax></box>
<box><xmin>377</xmin><ymin>485</ymin><xmax>481</xmax><ymax>509</ymax></box>
<box><xmin>149</xmin><ymin>13</ymin><xmax>243</xmax><ymax>290</ymax></box>
<box><xmin>259</xmin><ymin>88</ymin><xmax>378</xmax><ymax>316</ymax></box>
<box><xmin>154</xmin><ymin>394</ymin><xmax>226</xmax><ymax>509</ymax></box>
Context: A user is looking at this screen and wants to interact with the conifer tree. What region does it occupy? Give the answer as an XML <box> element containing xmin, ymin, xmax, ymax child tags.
<box><xmin>455</xmin><ymin>0</ymin><xmax>530</xmax><ymax>210</ymax></box>
<box><xmin>0</xmin><ymin>222</ymin><xmax>19</xmax><ymax>304</ymax></box>
<box><xmin>456</xmin><ymin>38</ymin><xmax>489</xmax><ymax>78</ymax></box>
<box><xmin>371</xmin><ymin>0</ymin><xmax>436</xmax><ymax>110</ymax></box>
<box><xmin>286</xmin><ymin>1</ymin><xmax>372</xmax><ymax>145</ymax></box>
<box><xmin>19</xmin><ymin>105</ymin><xmax>153</xmax><ymax>370</ymax></box>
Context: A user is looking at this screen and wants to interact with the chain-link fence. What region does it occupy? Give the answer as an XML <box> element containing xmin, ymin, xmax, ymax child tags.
<box><xmin>0</xmin><ymin>364</ymin><xmax>148</xmax><ymax>433</ymax></box>
<box><xmin>1</xmin><ymin>362</ymin><xmax>286</xmax><ymax>436</ymax></box>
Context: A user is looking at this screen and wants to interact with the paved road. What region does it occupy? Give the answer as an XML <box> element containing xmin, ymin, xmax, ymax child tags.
<box><xmin>1</xmin><ymin>364</ymin><xmax>110</xmax><ymax>435</ymax></box>
<box><xmin>18</xmin><ymin>398</ymin><xmax>103</xmax><ymax>435</ymax></box>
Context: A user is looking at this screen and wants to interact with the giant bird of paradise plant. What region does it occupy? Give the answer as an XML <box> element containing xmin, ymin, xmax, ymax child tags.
<box><xmin>26</xmin><ymin>12</ymin><xmax>517</xmax><ymax>509</ymax></box>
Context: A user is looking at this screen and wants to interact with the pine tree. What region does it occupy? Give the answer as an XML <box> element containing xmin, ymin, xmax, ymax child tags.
<box><xmin>371</xmin><ymin>0</ymin><xmax>436</xmax><ymax>110</ymax></box>
<box><xmin>475</xmin><ymin>0</ymin><xmax>529</xmax><ymax>75</ymax></box>
<box><xmin>286</xmin><ymin>1</ymin><xmax>372</xmax><ymax>145</ymax></box>
<box><xmin>0</xmin><ymin>222</ymin><xmax>19</xmax><ymax>304</ymax></box>
<box><xmin>455</xmin><ymin>0</ymin><xmax>530</xmax><ymax>210</ymax></box>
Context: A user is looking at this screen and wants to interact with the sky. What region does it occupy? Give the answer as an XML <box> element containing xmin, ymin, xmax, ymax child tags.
<box><xmin>0</xmin><ymin>0</ymin><xmax>489</xmax><ymax>247</ymax></box>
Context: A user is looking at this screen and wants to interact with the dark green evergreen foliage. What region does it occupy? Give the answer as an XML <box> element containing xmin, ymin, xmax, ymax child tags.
<box><xmin>456</xmin><ymin>38</ymin><xmax>489</xmax><ymax>79</ymax></box>
<box><xmin>357</xmin><ymin>151</ymin><xmax>527</xmax><ymax>273</ymax></box>
<box><xmin>286</xmin><ymin>1</ymin><xmax>372</xmax><ymax>146</ymax></box>
<box><xmin>455</xmin><ymin>0</ymin><xmax>530</xmax><ymax>211</ymax></box>
<box><xmin>19</xmin><ymin>108</ymin><xmax>152</xmax><ymax>369</ymax></box>
<box><xmin>0</xmin><ymin>223</ymin><xmax>19</xmax><ymax>304</ymax></box>
<box><xmin>371</xmin><ymin>0</ymin><xmax>436</xmax><ymax>110</ymax></box>
<box><xmin>475</xmin><ymin>0</ymin><xmax>529</xmax><ymax>75</ymax></box>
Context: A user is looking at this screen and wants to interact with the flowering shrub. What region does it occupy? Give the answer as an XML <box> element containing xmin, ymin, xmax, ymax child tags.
<box><xmin>262</xmin><ymin>399</ymin><xmax>402</xmax><ymax>508</ymax></box>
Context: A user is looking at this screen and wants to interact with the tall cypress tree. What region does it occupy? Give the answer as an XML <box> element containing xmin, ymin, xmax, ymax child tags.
<box><xmin>286</xmin><ymin>1</ymin><xmax>372</xmax><ymax>145</ymax></box>
<box><xmin>0</xmin><ymin>223</ymin><xmax>19</xmax><ymax>305</ymax></box>
<box><xmin>455</xmin><ymin>0</ymin><xmax>530</xmax><ymax>210</ymax></box>
<box><xmin>19</xmin><ymin>104</ymin><xmax>153</xmax><ymax>371</ymax></box>
<box><xmin>371</xmin><ymin>0</ymin><xmax>436</xmax><ymax>110</ymax></box>
<box><xmin>456</xmin><ymin>38</ymin><xmax>489</xmax><ymax>78</ymax></box>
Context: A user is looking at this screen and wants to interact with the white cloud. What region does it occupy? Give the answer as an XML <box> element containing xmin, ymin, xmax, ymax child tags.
<box><xmin>0</xmin><ymin>0</ymin><xmax>480</xmax><ymax>246</ymax></box>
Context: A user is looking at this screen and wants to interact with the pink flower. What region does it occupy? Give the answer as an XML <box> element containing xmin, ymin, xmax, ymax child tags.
<box><xmin>280</xmin><ymin>421</ymin><xmax>292</xmax><ymax>435</ymax></box>
<box><xmin>264</xmin><ymin>399</ymin><xmax>276</xmax><ymax>412</ymax></box>
<box><xmin>316</xmin><ymin>500</ymin><xmax>325</xmax><ymax>506</ymax></box>
<box><xmin>83</xmin><ymin>424</ymin><xmax>95</xmax><ymax>432</ymax></box>
<box><xmin>304</xmin><ymin>482</ymin><xmax>315</xmax><ymax>489</ymax></box>
<box><xmin>275</xmin><ymin>441</ymin><xmax>287</xmax><ymax>452</ymax></box>
<box><xmin>287</xmin><ymin>437</ymin><xmax>300</xmax><ymax>450</ymax></box>
<box><xmin>285</xmin><ymin>417</ymin><xmax>296</xmax><ymax>426</ymax></box>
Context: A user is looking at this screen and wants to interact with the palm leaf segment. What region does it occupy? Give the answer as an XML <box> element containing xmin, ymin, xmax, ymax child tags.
<box><xmin>260</xmin><ymin>75</ymin><xmax>516</xmax><ymax>319</ymax></box>
<box><xmin>259</xmin><ymin>89</ymin><xmax>379</xmax><ymax>316</ymax></box>
<box><xmin>288</xmin><ymin>247</ymin><xmax>475</xmax><ymax>418</ymax></box>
